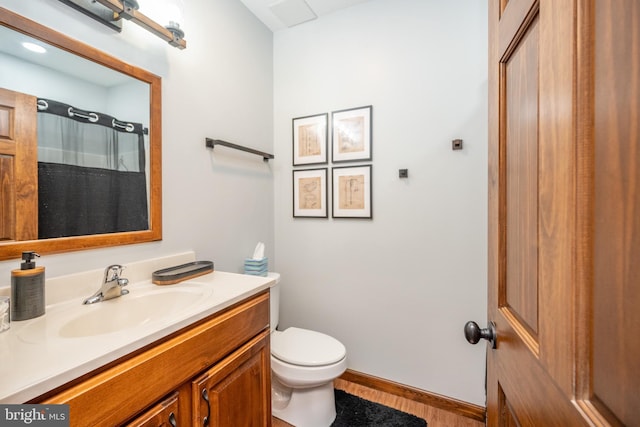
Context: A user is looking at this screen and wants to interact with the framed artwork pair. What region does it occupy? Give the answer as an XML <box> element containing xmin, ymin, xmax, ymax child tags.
<box><xmin>293</xmin><ymin>165</ymin><xmax>372</xmax><ymax>219</ymax></box>
<box><xmin>292</xmin><ymin>105</ymin><xmax>372</xmax><ymax>166</ymax></box>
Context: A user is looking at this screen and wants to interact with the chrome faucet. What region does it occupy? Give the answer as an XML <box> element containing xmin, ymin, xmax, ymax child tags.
<box><xmin>83</xmin><ymin>264</ymin><xmax>129</xmax><ymax>304</ymax></box>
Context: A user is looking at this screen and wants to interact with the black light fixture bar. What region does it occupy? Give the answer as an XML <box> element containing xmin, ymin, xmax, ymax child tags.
<box><xmin>57</xmin><ymin>0</ymin><xmax>123</xmax><ymax>32</ymax></box>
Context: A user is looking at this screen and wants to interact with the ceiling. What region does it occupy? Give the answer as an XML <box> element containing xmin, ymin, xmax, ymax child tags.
<box><xmin>239</xmin><ymin>0</ymin><xmax>373</xmax><ymax>32</ymax></box>
<box><xmin>0</xmin><ymin>25</ymin><xmax>131</xmax><ymax>87</ymax></box>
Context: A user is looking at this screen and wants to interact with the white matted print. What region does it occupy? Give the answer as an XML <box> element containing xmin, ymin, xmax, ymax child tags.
<box><xmin>293</xmin><ymin>168</ymin><xmax>328</xmax><ymax>218</ymax></box>
<box><xmin>331</xmin><ymin>105</ymin><xmax>372</xmax><ymax>163</ymax></box>
<box><xmin>293</xmin><ymin>113</ymin><xmax>328</xmax><ymax>166</ymax></box>
<box><xmin>332</xmin><ymin>165</ymin><xmax>372</xmax><ymax>219</ymax></box>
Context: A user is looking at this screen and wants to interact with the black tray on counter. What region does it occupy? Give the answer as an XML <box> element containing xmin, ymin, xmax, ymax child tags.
<box><xmin>152</xmin><ymin>261</ymin><xmax>214</xmax><ymax>285</ymax></box>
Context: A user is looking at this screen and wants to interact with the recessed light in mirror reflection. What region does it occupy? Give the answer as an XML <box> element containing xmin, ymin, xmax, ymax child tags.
<box><xmin>22</xmin><ymin>42</ymin><xmax>46</xmax><ymax>53</ymax></box>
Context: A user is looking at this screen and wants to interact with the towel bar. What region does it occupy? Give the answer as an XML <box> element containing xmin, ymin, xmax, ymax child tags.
<box><xmin>205</xmin><ymin>138</ymin><xmax>274</xmax><ymax>161</ymax></box>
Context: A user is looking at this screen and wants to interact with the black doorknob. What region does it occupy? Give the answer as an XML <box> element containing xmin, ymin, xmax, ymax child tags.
<box><xmin>464</xmin><ymin>321</ymin><xmax>497</xmax><ymax>349</ymax></box>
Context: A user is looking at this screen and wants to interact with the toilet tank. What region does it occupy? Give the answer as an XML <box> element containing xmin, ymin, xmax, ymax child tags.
<box><xmin>267</xmin><ymin>272</ymin><xmax>280</xmax><ymax>332</ymax></box>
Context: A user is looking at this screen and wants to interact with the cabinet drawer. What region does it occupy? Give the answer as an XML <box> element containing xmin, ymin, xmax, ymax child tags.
<box><xmin>40</xmin><ymin>291</ymin><xmax>269</xmax><ymax>427</ymax></box>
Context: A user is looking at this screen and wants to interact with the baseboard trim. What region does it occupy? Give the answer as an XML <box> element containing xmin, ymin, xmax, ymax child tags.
<box><xmin>339</xmin><ymin>369</ymin><xmax>486</xmax><ymax>423</ymax></box>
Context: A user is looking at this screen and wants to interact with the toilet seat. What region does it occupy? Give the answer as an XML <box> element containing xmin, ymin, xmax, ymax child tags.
<box><xmin>271</xmin><ymin>327</ymin><xmax>346</xmax><ymax>367</ymax></box>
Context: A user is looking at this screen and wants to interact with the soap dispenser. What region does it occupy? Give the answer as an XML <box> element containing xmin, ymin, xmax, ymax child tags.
<box><xmin>11</xmin><ymin>251</ymin><xmax>45</xmax><ymax>321</ymax></box>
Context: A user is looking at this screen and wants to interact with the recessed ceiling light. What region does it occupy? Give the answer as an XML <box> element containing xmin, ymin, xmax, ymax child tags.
<box><xmin>22</xmin><ymin>42</ymin><xmax>46</xmax><ymax>54</ymax></box>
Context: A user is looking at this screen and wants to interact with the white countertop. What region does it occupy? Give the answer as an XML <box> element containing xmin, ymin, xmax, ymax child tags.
<box><xmin>0</xmin><ymin>253</ymin><xmax>273</xmax><ymax>403</ymax></box>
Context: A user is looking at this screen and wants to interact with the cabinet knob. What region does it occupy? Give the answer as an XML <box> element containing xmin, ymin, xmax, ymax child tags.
<box><xmin>169</xmin><ymin>412</ymin><xmax>177</xmax><ymax>427</ymax></box>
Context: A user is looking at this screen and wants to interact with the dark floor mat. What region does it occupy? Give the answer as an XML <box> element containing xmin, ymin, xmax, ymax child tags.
<box><xmin>331</xmin><ymin>389</ymin><xmax>427</xmax><ymax>427</ymax></box>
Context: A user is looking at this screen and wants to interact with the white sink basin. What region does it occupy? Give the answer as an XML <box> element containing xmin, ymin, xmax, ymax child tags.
<box><xmin>17</xmin><ymin>283</ymin><xmax>213</xmax><ymax>342</ymax></box>
<box><xmin>60</xmin><ymin>289</ymin><xmax>205</xmax><ymax>337</ymax></box>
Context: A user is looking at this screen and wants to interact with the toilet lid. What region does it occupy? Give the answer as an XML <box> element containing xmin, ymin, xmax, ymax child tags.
<box><xmin>271</xmin><ymin>327</ymin><xmax>346</xmax><ymax>367</ymax></box>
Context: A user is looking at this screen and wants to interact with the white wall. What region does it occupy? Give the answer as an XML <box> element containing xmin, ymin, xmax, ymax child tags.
<box><xmin>0</xmin><ymin>0</ymin><xmax>274</xmax><ymax>282</ymax></box>
<box><xmin>0</xmin><ymin>53</ymin><xmax>148</xmax><ymax>123</ymax></box>
<box><xmin>1</xmin><ymin>0</ymin><xmax>489</xmax><ymax>408</ymax></box>
<box><xmin>0</xmin><ymin>52</ymin><xmax>111</xmax><ymax>112</ymax></box>
<box><xmin>273</xmin><ymin>0</ymin><xmax>488</xmax><ymax>406</ymax></box>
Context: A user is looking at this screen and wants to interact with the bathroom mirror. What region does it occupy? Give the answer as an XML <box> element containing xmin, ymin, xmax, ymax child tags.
<box><xmin>0</xmin><ymin>7</ymin><xmax>162</xmax><ymax>261</ymax></box>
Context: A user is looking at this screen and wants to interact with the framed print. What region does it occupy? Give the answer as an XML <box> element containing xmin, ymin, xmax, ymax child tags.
<box><xmin>293</xmin><ymin>168</ymin><xmax>328</xmax><ymax>218</ymax></box>
<box><xmin>293</xmin><ymin>113</ymin><xmax>328</xmax><ymax>166</ymax></box>
<box><xmin>331</xmin><ymin>105</ymin><xmax>372</xmax><ymax>163</ymax></box>
<box><xmin>332</xmin><ymin>165</ymin><xmax>372</xmax><ymax>219</ymax></box>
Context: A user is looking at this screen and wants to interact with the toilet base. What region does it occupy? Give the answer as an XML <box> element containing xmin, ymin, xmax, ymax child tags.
<box><xmin>272</xmin><ymin>377</ymin><xmax>336</xmax><ymax>427</ymax></box>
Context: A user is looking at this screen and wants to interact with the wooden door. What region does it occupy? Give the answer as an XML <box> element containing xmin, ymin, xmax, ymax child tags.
<box><xmin>485</xmin><ymin>0</ymin><xmax>640</xmax><ymax>425</ymax></box>
<box><xmin>0</xmin><ymin>87</ymin><xmax>37</xmax><ymax>241</ymax></box>
<box><xmin>192</xmin><ymin>332</ymin><xmax>271</xmax><ymax>427</ymax></box>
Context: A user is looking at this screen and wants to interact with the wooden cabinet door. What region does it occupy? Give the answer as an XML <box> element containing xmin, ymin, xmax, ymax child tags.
<box><xmin>486</xmin><ymin>0</ymin><xmax>639</xmax><ymax>425</ymax></box>
<box><xmin>125</xmin><ymin>392</ymin><xmax>179</xmax><ymax>427</ymax></box>
<box><xmin>0</xmin><ymin>87</ymin><xmax>37</xmax><ymax>241</ymax></box>
<box><xmin>192</xmin><ymin>331</ymin><xmax>271</xmax><ymax>427</ymax></box>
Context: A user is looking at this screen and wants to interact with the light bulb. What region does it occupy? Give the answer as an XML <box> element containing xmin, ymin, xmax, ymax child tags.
<box><xmin>138</xmin><ymin>0</ymin><xmax>184</xmax><ymax>29</ymax></box>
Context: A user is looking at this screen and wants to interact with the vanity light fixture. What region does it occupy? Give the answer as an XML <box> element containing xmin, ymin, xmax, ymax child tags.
<box><xmin>58</xmin><ymin>0</ymin><xmax>186</xmax><ymax>49</ymax></box>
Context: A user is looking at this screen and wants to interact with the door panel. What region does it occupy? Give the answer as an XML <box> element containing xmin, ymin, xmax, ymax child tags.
<box><xmin>0</xmin><ymin>155</ymin><xmax>15</xmax><ymax>240</ymax></box>
<box><xmin>498</xmin><ymin>384</ymin><xmax>520</xmax><ymax>427</ymax></box>
<box><xmin>503</xmin><ymin>16</ymin><xmax>539</xmax><ymax>339</ymax></box>
<box><xmin>0</xmin><ymin>88</ymin><xmax>37</xmax><ymax>241</ymax></box>
<box><xmin>488</xmin><ymin>0</ymin><xmax>639</xmax><ymax>425</ymax></box>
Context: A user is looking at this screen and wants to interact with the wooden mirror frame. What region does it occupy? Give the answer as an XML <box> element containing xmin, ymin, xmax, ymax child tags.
<box><xmin>0</xmin><ymin>7</ymin><xmax>162</xmax><ymax>261</ymax></box>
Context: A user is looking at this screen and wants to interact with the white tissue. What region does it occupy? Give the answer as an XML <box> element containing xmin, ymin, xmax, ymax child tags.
<box><xmin>252</xmin><ymin>242</ymin><xmax>265</xmax><ymax>260</ymax></box>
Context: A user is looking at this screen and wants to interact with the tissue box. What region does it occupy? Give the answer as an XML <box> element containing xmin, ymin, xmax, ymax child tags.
<box><xmin>244</xmin><ymin>257</ymin><xmax>268</xmax><ymax>277</ymax></box>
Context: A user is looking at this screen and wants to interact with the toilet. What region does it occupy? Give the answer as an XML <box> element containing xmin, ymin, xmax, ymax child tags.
<box><xmin>268</xmin><ymin>272</ymin><xmax>347</xmax><ymax>427</ymax></box>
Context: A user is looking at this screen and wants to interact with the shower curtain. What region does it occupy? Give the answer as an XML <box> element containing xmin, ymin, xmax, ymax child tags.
<box><xmin>36</xmin><ymin>98</ymin><xmax>148</xmax><ymax>239</ymax></box>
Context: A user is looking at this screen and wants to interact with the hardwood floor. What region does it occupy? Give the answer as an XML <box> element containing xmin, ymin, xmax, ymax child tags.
<box><xmin>272</xmin><ymin>415</ymin><xmax>294</xmax><ymax>426</ymax></box>
<box><xmin>271</xmin><ymin>378</ymin><xmax>485</xmax><ymax>427</ymax></box>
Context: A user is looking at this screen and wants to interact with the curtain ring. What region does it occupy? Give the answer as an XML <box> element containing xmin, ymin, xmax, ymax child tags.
<box><xmin>68</xmin><ymin>107</ymin><xmax>99</xmax><ymax>123</ymax></box>
<box><xmin>37</xmin><ymin>99</ymin><xmax>49</xmax><ymax>111</ymax></box>
<box><xmin>112</xmin><ymin>118</ymin><xmax>135</xmax><ymax>132</ymax></box>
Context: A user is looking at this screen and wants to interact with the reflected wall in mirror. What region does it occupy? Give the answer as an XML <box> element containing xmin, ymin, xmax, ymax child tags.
<box><xmin>0</xmin><ymin>7</ymin><xmax>162</xmax><ymax>261</ymax></box>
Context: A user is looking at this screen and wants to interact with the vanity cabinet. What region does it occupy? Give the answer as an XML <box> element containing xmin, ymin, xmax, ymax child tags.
<box><xmin>34</xmin><ymin>291</ymin><xmax>271</xmax><ymax>427</ymax></box>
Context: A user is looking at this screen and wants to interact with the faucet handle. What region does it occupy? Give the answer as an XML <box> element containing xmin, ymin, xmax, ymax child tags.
<box><xmin>104</xmin><ymin>264</ymin><xmax>125</xmax><ymax>281</ymax></box>
<box><xmin>111</xmin><ymin>265</ymin><xmax>128</xmax><ymax>288</ymax></box>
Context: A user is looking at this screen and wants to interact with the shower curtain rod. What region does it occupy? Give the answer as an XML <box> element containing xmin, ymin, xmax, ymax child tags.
<box><xmin>205</xmin><ymin>138</ymin><xmax>274</xmax><ymax>161</ymax></box>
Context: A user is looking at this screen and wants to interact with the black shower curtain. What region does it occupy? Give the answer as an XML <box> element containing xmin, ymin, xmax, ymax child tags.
<box><xmin>38</xmin><ymin>163</ymin><xmax>148</xmax><ymax>238</ymax></box>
